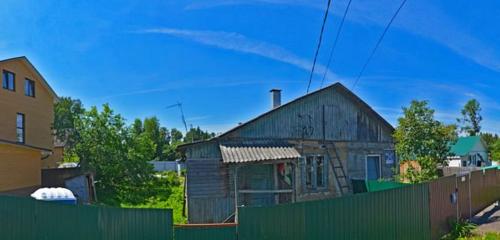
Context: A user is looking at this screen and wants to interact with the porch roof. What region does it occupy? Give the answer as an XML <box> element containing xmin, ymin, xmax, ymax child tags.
<box><xmin>220</xmin><ymin>144</ymin><xmax>300</xmax><ymax>164</ymax></box>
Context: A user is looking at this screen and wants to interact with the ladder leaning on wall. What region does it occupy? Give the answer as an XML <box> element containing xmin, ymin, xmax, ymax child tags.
<box><xmin>325</xmin><ymin>143</ymin><xmax>351</xmax><ymax>196</ymax></box>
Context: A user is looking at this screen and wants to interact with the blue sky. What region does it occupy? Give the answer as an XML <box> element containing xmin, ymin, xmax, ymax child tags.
<box><xmin>1</xmin><ymin>0</ymin><xmax>500</xmax><ymax>134</ymax></box>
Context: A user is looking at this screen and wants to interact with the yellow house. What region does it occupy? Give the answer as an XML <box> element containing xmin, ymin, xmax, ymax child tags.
<box><xmin>0</xmin><ymin>56</ymin><xmax>57</xmax><ymax>194</ymax></box>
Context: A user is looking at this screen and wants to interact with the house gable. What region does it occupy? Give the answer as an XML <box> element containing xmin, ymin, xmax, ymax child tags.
<box><xmin>0</xmin><ymin>57</ymin><xmax>58</xmax><ymax>100</ymax></box>
<box><xmin>221</xmin><ymin>83</ymin><xmax>393</xmax><ymax>142</ymax></box>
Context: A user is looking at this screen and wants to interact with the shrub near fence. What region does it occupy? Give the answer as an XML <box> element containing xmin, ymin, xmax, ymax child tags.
<box><xmin>238</xmin><ymin>183</ymin><xmax>431</xmax><ymax>240</ymax></box>
<box><xmin>0</xmin><ymin>195</ymin><xmax>173</xmax><ymax>240</ymax></box>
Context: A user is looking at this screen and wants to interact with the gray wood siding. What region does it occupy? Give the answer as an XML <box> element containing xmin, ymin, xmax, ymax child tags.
<box><xmin>224</xmin><ymin>87</ymin><xmax>393</xmax><ymax>142</ymax></box>
<box><xmin>186</xmin><ymin>159</ymin><xmax>229</xmax><ymax>198</ymax></box>
<box><xmin>186</xmin><ymin>141</ymin><xmax>221</xmax><ymax>159</ymax></box>
<box><xmin>188</xmin><ymin>197</ymin><xmax>234</xmax><ymax>223</ymax></box>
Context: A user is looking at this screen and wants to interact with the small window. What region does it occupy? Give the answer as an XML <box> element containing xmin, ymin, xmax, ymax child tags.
<box><xmin>305</xmin><ymin>156</ymin><xmax>314</xmax><ymax>188</ymax></box>
<box><xmin>2</xmin><ymin>70</ymin><xmax>15</xmax><ymax>91</ymax></box>
<box><xmin>16</xmin><ymin>113</ymin><xmax>25</xmax><ymax>143</ymax></box>
<box><xmin>25</xmin><ymin>79</ymin><xmax>35</xmax><ymax>97</ymax></box>
<box><xmin>303</xmin><ymin>155</ymin><xmax>327</xmax><ymax>191</ymax></box>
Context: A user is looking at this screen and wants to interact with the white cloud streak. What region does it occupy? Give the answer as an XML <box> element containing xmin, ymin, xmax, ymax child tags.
<box><xmin>345</xmin><ymin>0</ymin><xmax>500</xmax><ymax>72</ymax></box>
<box><xmin>138</xmin><ymin>28</ymin><xmax>338</xmax><ymax>81</ymax></box>
<box><xmin>186</xmin><ymin>0</ymin><xmax>500</xmax><ymax>72</ymax></box>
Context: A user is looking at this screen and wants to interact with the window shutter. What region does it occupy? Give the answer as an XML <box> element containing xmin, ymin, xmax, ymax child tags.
<box><xmin>299</xmin><ymin>156</ymin><xmax>306</xmax><ymax>192</ymax></box>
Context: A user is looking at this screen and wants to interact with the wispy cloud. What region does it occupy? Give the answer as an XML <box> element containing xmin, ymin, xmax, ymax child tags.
<box><xmin>187</xmin><ymin>0</ymin><xmax>500</xmax><ymax>72</ymax></box>
<box><xmin>92</xmin><ymin>77</ymin><xmax>307</xmax><ymax>100</ymax></box>
<box><xmin>336</xmin><ymin>0</ymin><xmax>500</xmax><ymax>72</ymax></box>
<box><xmin>185</xmin><ymin>0</ymin><xmax>324</xmax><ymax>10</ymax></box>
<box><xmin>137</xmin><ymin>28</ymin><xmax>338</xmax><ymax>81</ymax></box>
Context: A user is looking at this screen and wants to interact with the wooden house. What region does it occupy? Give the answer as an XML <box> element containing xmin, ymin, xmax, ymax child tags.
<box><xmin>447</xmin><ymin>136</ymin><xmax>490</xmax><ymax>167</ymax></box>
<box><xmin>0</xmin><ymin>56</ymin><xmax>57</xmax><ymax>194</ymax></box>
<box><xmin>179</xmin><ymin>83</ymin><xmax>396</xmax><ymax>223</ymax></box>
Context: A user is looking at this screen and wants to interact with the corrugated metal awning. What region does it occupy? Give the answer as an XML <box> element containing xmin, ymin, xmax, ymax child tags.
<box><xmin>220</xmin><ymin>144</ymin><xmax>300</xmax><ymax>164</ymax></box>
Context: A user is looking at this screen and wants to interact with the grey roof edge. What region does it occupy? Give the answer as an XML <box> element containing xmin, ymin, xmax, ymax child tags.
<box><xmin>178</xmin><ymin>82</ymin><xmax>395</xmax><ymax>150</ymax></box>
<box><xmin>0</xmin><ymin>56</ymin><xmax>59</xmax><ymax>100</ymax></box>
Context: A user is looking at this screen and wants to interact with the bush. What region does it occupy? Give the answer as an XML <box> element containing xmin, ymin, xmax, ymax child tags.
<box><xmin>442</xmin><ymin>219</ymin><xmax>477</xmax><ymax>240</ymax></box>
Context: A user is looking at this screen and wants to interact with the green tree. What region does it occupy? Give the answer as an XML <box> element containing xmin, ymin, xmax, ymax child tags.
<box><xmin>131</xmin><ymin>118</ymin><xmax>144</xmax><ymax>137</ymax></box>
<box><xmin>457</xmin><ymin>99</ymin><xmax>482</xmax><ymax>136</ymax></box>
<box><xmin>394</xmin><ymin>100</ymin><xmax>456</xmax><ymax>182</ymax></box>
<box><xmin>184</xmin><ymin>126</ymin><xmax>216</xmax><ymax>143</ymax></box>
<box><xmin>490</xmin><ymin>140</ymin><xmax>500</xmax><ymax>161</ymax></box>
<box><xmin>480</xmin><ymin>132</ymin><xmax>499</xmax><ymax>152</ymax></box>
<box><xmin>53</xmin><ymin>97</ymin><xmax>85</xmax><ymax>153</ymax></box>
<box><xmin>72</xmin><ymin>104</ymin><xmax>154</xmax><ymax>204</ymax></box>
<box><xmin>170</xmin><ymin>128</ymin><xmax>183</xmax><ymax>143</ymax></box>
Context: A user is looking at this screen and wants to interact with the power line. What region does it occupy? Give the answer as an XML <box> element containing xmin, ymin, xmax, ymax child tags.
<box><xmin>320</xmin><ymin>0</ymin><xmax>353</xmax><ymax>89</ymax></box>
<box><xmin>351</xmin><ymin>0</ymin><xmax>408</xmax><ymax>90</ymax></box>
<box><xmin>306</xmin><ymin>0</ymin><xmax>333</xmax><ymax>93</ymax></box>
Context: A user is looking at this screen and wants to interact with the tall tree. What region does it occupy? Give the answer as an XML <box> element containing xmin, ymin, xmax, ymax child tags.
<box><xmin>131</xmin><ymin>118</ymin><xmax>144</xmax><ymax>137</ymax></box>
<box><xmin>72</xmin><ymin>104</ymin><xmax>155</xmax><ymax>204</ymax></box>
<box><xmin>143</xmin><ymin>117</ymin><xmax>168</xmax><ymax>160</ymax></box>
<box><xmin>53</xmin><ymin>97</ymin><xmax>85</xmax><ymax>152</ymax></box>
<box><xmin>170</xmin><ymin>128</ymin><xmax>183</xmax><ymax>144</ymax></box>
<box><xmin>457</xmin><ymin>99</ymin><xmax>482</xmax><ymax>136</ymax></box>
<box><xmin>394</xmin><ymin>100</ymin><xmax>456</xmax><ymax>182</ymax></box>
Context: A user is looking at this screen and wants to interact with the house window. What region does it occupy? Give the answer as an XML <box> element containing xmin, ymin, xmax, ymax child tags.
<box><xmin>2</xmin><ymin>70</ymin><xmax>15</xmax><ymax>91</ymax></box>
<box><xmin>25</xmin><ymin>79</ymin><xmax>35</xmax><ymax>97</ymax></box>
<box><xmin>316</xmin><ymin>156</ymin><xmax>325</xmax><ymax>188</ymax></box>
<box><xmin>303</xmin><ymin>155</ymin><xmax>327</xmax><ymax>190</ymax></box>
<box><xmin>306</xmin><ymin>156</ymin><xmax>314</xmax><ymax>188</ymax></box>
<box><xmin>16</xmin><ymin>113</ymin><xmax>25</xmax><ymax>143</ymax></box>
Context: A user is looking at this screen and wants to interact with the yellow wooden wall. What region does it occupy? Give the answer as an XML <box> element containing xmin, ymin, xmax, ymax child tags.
<box><xmin>0</xmin><ymin>58</ymin><xmax>54</xmax><ymax>150</ymax></box>
<box><xmin>0</xmin><ymin>144</ymin><xmax>41</xmax><ymax>191</ymax></box>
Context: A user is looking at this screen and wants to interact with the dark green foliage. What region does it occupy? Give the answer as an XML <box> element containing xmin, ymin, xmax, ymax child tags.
<box><xmin>53</xmin><ymin>97</ymin><xmax>215</xmax><ymax>207</ymax></box>
<box><xmin>481</xmin><ymin>133</ymin><xmax>500</xmax><ymax>161</ymax></box>
<box><xmin>394</xmin><ymin>100</ymin><xmax>456</xmax><ymax>182</ymax></box>
<box><xmin>73</xmin><ymin>105</ymin><xmax>155</xmax><ymax>204</ymax></box>
<box><xmin>53</xmin><ymin>97</ymin><xmax>85</xmax><ymax>151</ymax></box>
<box><xmin>184</xmin><ymin>126</ymin><xmax>216</xmax><ymax>143</ymax></box>
<box><xmin>458</xmin><ymin>99</ymin><xmax>482</xmax><ymax>136</ymax></box>
<box><xmin>122</xmin><ymin>172</ymin><xmax>186</xmax><ymax>224</ymax></box>
<box><xmin>441</xmin><ymin>219</ymin><xmax>477</xmax><ymax>240</ymax></box>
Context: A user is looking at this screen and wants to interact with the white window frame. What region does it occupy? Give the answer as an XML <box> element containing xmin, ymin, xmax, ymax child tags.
<box><xmin>365</xmin><ymin>154</ymin><xmax>382</xmax><ymax>181</ymax></box>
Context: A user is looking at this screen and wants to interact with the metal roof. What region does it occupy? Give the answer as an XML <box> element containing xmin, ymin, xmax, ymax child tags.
<box><xmin>449</xmin><ymin>136</ymin><xmax>483</xmax><ymax>156</ymax></box>
<box><xmin>220</xmin><ymin>144</ymin><xmax>300</xmax><ymax>164</ymax></box>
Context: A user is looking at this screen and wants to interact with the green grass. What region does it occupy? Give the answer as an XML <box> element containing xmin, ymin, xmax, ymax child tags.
<box><xmin>459</xmin><ymin>232</ymin><xmax>500</xmax><ymax>240</ymax></box>
<box><xmin>119</xmin><ymin>172</ymin><xmax>187</xmax><ymax>224</ymax></box>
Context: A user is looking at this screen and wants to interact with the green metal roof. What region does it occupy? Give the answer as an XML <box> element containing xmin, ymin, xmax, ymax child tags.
<box><xmin>449</xmin><ymin>136</ymin><xmax>481</xmax><ymax>156</ymax></box>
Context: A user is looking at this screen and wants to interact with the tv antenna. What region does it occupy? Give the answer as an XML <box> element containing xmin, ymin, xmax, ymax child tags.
<box><xmin>166</xmin><ymin>102</ymin><xmax>189</xmax><ymax>134</ymax></box>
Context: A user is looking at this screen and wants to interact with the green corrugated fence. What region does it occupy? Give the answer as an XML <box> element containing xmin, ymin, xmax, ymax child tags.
<box><xmin>366</xmin><ymin>180</ymin><xmax>407</xmax><ymax>192</ymax></box>
<box><xmin>0</xmin><ymin>195</ymin><xmax>173</xmax><ymax>240</ymax></box>
<box><xmin>174</xmin><ymin>224</ymin><xmax>237</xmax><ymax>240</ymax></box>
<box><xmin>238</xmin><ymin>183</ymin><xmax>431</xmax><ymax>240</ymax></box>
